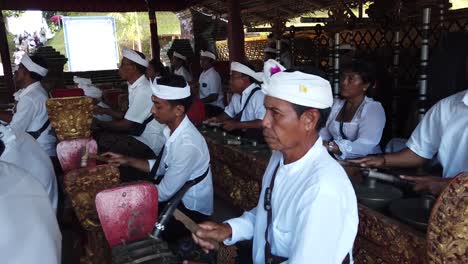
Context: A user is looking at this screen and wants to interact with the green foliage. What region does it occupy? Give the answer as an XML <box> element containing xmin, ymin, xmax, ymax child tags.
<box><xmin>2</xmin><ymin>10</ymin><xmax>25</xmax><ymax>18</ymax></box>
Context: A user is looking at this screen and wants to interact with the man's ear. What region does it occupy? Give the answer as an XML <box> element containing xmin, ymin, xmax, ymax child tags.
<box><xmin>300</xmin><ymin>109</ymin><xmax>320</xmax><ymax>132</ymax></box>
<box><xmin>175</xmin><ymin>104</ymin><xmax>185</xmax><ymax>117</ymax></box>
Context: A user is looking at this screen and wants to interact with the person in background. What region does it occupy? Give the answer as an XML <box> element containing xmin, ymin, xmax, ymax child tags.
<box><xmin>172</xmin><ymin>51</ymin><xmax>192</xmax><ymax>82</ymax></box>
<box><xmin>207</xmin><ymin>61</ymin><xmax>265</xmax><ymax>133</ymax></box>
<box><xmin>321</xmin><ymin>60</ymin><xmax>386</xmax><ymax>160</ymax></box>
<box><xmin>146</xmin><ymin>58</ymin><xmax>167</xmax><ymax>82</ymax></box>
<box><xmin>0</xmin><ymin>54</ymin><xmax>57</xmax><ymax>156</ymax></box>
<box><xmin>0</xmin><ymin>160</ymin><xmax>61</xmax><ymax>264</ymax></box>
<box><xmin>198</xmin><ymin>50</ymin><xmax>224</xmax><ymax>117</ymax></box>
<box><xmin>190</xmin><ymin>60</ymin><xmax>358</xmax><ymax>263</ymax></box>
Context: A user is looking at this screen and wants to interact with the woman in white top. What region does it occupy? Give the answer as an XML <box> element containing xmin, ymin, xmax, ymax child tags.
<box><xmin>320</xmin><ymin>60</ymin><xmax>386</xmax><ymax>160</ymax></box>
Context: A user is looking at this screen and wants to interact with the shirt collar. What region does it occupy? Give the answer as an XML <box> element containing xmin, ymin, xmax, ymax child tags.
<box><xmin>462</xmin><ymin>90</ymin><xmax>468</xmax><ymax>106</ymax></box>
<box><xmin>17</xmin><ymin>81</ymin><xmax>42</xmax><ymax>99</ymax></box>
<box><xmin>202</xmin><ymin>66</ymin><xmax>215</xmax><ymax>75</ymax></box>
<box><xmin>279</xmin><ymin>137</ymin><xmax>324</xmax><ymax>173</ymax></box>
<box><xmin>241</xmin><ymin>83</ymin><xmax>258</xmax><ymax>97</ymax></box>
<box><xmin>163</xmin><ymin>115</ymin><xmax>191</xmax><ymax>144</ymax></box>
<box><xmin>128</xmin><ymin>75</ymin><xmax>147</xmax><ymax>90</ymax></box>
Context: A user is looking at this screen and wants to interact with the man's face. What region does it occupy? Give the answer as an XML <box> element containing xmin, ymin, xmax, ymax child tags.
<box><xmin>200</xmin><ymin>57</ymin><xmax>212</xmax><ymax>70</ymax></box>
<box><xmin>118</xmin><ymin>58</ymin><xmax>135</xmax><ymax>81</ymax></box>
<box><xmin>171</xmin><ymin>56</ymin><xmax>183</xmax><ymax>68</ymax></box>
<box><xmin>262</xmin><ymin>96</ymin><xmax>305</xmax><ymax>152</ymax></box>
<box><xmin>151</xmin><ymin>95</ymin><xmax>177</xmax><ymax>125</ymax></box>
<box><xmin>13</xmin><ymin>64</ymin><xmax>28</xmax><ymax>88</ymax></box>
<box><xmin>230</xmin><ymin>71</ymin><xmax>248</xmax><ymax>94</ymax></box>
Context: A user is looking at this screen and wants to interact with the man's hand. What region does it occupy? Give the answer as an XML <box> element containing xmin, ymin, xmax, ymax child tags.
<box><xmin>100</xmin><ymin>152</ymin><xmax>129</xmax><ymax>166</ymax></box>
<box><xmin>400</xmin><ymin>175</ymin><xmax>452</xmax><ymax>195</ymax></box>
<box><xmin>192</xmin><ymin>222</ymin><xmax>232</xmax><ymax>253</ymax></box>
<box><xmin>221</xmin><ymin>120</ymin><xmax>239</xmax><ymax>131</ymax></box>
<box><xmin>348</xmin><ymin>155</ymin><xmax>386</xmax><ymax>168</ymax></box>
<box><xmin>205</xmin><ymin>117</ymin><xmax>219</xmax><ymax>123</ymax></box>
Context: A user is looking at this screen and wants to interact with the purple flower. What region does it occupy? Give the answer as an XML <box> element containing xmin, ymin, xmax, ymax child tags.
<box><xmin>270</xmin><ymin>66</ymin><xmax>282</xmax><ymax>76</ymax></box>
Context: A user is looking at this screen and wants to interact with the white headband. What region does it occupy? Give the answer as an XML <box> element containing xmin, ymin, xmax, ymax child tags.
<box><xmin>20</xmin><ymin>54</ymin><xmax>48</xmax><ymax>77</ymax></box>
<box><xmin>261</xmin><ymin>59</ymin><xmax>333</xmax><ymax>109</ymax></box>
<box><xmin>173</xmin><ymin>51</ymin><xmax>187</xmax><ymax>61</ymax></box>
<box><xmin>231</xmin><ymin>62</ymin><xmax>263</xmax><ymax>82</ymax></box>
<box><xmin>151</xmin><ymin>79</ymin><xmax>191</xmax><ymax>100</ymax></box>
<box><xmin>200</xmin><ymin>50</ymin><xmax>216</xmax><ymax>60</ymax></box>
<box><xmin>0</xmin><ymin>124</ymin><xmax>16</xmax><ymax>145</ymax></box>
<box><xmin>122</xmin><ymin>48</ymin><xmax>148</xmax><ymax>67</ymax></box>
<box><xmin>264</xmin><ymin>47</ymin><xmax>276</xmax><ymax>53</ymax></box>
<box><xmin>73</xmin><ymin>76</ymin><xmax>92</xmax><ymax>85</ymax></box>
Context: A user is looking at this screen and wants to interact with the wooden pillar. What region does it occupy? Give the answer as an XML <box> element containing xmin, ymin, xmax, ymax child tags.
<box><xmin>418</xmin><ymin>7</ymin><xmax>431</xmax><ymax>121</ymax></box>
<box><xmin>227</xmin><ymin>0</ymin><xmax>245</xmax><ymax>61</ymax></box>
<box><xmin>0</xmin><ymin>11</ymin><xmax>14</xmax><ymax>102</ymax></box>
<box><xmin>333</xmin><ymin>32</ymin><xmax>340</xmax><ymax>98</ymax></box>
<box><xmin>147</xmin><ymin>1</ymin><xmax>160</xmax><ymax>60</ymax></box>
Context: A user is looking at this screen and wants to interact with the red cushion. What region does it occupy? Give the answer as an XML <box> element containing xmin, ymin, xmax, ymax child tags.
<box><xmin>56</xmin><ymin>138</ymin><xmax>98</xmax><ymax>174</ymax></box>
<box><xmin>187</xmin><ymin>98</ymin><xmax>206</xmax><ymax>126</ymax></box>
<box><xmin>102</xmin><ymin>89</ymin><xmax>126</xmax><ymax>110</ymax></box>
<box><xmin>98</xmin><ymin>85</ymin><xmax>114</xmax><ymax>91</ymax></box>
<box><xmin>50</xmin><ymin>88</ymin><xmax>84</xmax><ymax>98</ymax></box>
<box><xmin>95</xmin><ymin>182</ymin><xmax>158</xmax><ymax>247</ymax></box>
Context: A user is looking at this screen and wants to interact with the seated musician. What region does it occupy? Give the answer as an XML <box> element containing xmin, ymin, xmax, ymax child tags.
<box><xmin>0</xmin><ymin>55</ymin><xmax>56</xmax><ymax>156</ymax></box>
<box><xmin>172</xmin><ymin>51</ymin><xmax>192</xmax><ymax>82</ymax></box>
<box><xmin>198</xmin><ymin>50</ymin><xmax>225</xmax><ymax>117</ymax></box>
<box><xmin>94</xmin><ymin>48</ymin><xmax>165</xmax><ymax>163</ymax></box>
<box><xmin>0</xmin><ymin>124</ymin><xmax>58</xmax><ymax>211</ymax></box>
<box><xmin>321</xmin><ymin>60</ymin><xmax>386</xmax><ymax>160</ymax></box>
<box><xmin>103</xmin><ymin>74</ymin><xmax>213</xmax><ymax>242</ymax></box>
<box><xmin>0</xmin><ymin>160</ymin><xmax>61</xmax><ymax>264</ymax></box>
<box><xmin>351</xmin><ymin>88</ymin><xmax>468</xmax><ymax>195</ymax></box>
<box><xmin>190</xmin><ymin>60</ymin><xmax>358</xmax><ymax>263</ymax></box>
<box><xmin>207</xmin><ymin>61</ymin><xmax>265</xmax><ymax>136</ymax></box>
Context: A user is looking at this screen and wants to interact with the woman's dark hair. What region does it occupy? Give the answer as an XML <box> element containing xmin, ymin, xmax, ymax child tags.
<box><xmin>133</xmin><ymin>50</ymin><xmax>147</xmax><ymax>75</ymax></box>
<box><xmin>149</xmin><ymin>58</ymin><xmax>167</xmax><ymax>77</ymax></box>
<box><xmin>157</xmin><ymin>74</ymin><xmax>193</xmax><ymax>113</ymax></box>
<box><xmin>292</xmin><ymin>104</ymin><xmax>331</xmax><ymax>130</ymax></box>
<box><xmin>29</xmin><ymin>55</ymin><xmax>48</xmax><ymax>81</ymax></box>
<box><xmin>341</xmin><ymin>59</ymin><xmax>376</xmax><ymax>89</ymax></box>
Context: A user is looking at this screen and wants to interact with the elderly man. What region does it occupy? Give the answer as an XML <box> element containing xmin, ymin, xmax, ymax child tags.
<box><xmin>351</xmin><ymin>88</ymin><xmax>468</xmax><ymax>195</ymax></box>
<box><xmin>0</xmin><ymin>160</ymin><xmax>61</xmax><ymax>264</ymax></box>
<box><xmin>198</xmin><ymin>50</ymin><xmax>224</xmax><ymax>117</ymax></box>
<box><xmin>172</xmin><ymin>51</ymin><xmax>192</xmax><ymax>82</ymax></box>
<box><xmin>95</xmin><ymin>49</ymin><xmax>165</xmax><ymax>164</ymax></box>
<box><xmin>208</xmin><ymin>61</ymin><xmax>265</xmax><ymax>139</ymax></box>
<box><xmin>191</xmin><ymin>60</ymin><xmax>358</xmax><ymax>263</ymax></box>
<box><xmin>0</xmin><ymin>124</ymin><xmax>58</xmax><ymax>211</ymax></box>
<box><xmin>0</xmin><ymin>55</ymin><xmax>56</xmax><ymax>156</ymax></box>
<box><xmin>103</xmin><ymin>74</ymin><xmax>213</xmax><ymax>242</ymax></box>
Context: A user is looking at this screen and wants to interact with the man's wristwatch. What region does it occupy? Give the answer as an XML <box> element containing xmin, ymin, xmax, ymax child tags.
<box><xmin>328</xmin><ymin>141</ymin><xmax>335</xmax><ymax>152</ymax></box>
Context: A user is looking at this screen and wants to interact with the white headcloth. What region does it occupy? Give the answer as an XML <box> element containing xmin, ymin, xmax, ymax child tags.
<box><xmin>20</xmin><ymin>54</ymin><xmax>48</xmax><ymax>77</ymax></box>
<box><xmin>200</xmin><ymin>50</ymin><xmax>216</xmax><ymax>60</ymax></box>
<box><xmin>173</xmin><ymin>51</ymin><xmax>187</xmax><ymax>61</ymax></box>
<box><xmin>73</xmin><ymin>76</ymin><xmax>102</xmax><ymax>99</ymax></box>
<box><xmin>122</xmin><ymin>48</ymin><xmax>148</xmax><ymax>67</ymax></box>
<box><xmin>230</xmin><ymin>62</ymin><xmax>263</xmax><ymax>82</ymax></box>
<box><xmin>151</xmin><ymin>78</ymin><xmax>191</xmax><ymax>100</ymax></box>
<box><xmin>261</xmin><ymin>59</ymin><xmax>333</xmax><ymax>109</ymax></box>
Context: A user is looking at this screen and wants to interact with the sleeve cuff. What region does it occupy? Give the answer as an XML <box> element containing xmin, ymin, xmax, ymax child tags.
<box><xmin>406</xmin><ymin>139</ymin><xmax>434</xmax><ymax>159</ymax></box>
<box><xmin>334</xmin><ymin>139</ymin><xmax>351</xmax><ymax>160</ymax></box>
<box><xmin>223</xmin><ymin>217</ymin><xmax>247</xmax><ymax>246</ymax></box>
<box><xmin>224</xmin><ymin>110</ymin><xmax>234</xmax><ymax>118</ymax></box>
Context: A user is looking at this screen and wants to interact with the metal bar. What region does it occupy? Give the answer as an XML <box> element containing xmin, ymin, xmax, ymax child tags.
<box><xmin>333</xmin><ymin>32</ymin><xmax>340</xmax><ymax>98</ymax></box>
<box><xmin>418</xmin><ymin>7</ymin><xmax>431</xmax><ymax>121</ymax></box>
<box><xmin>392</xmin><ymin>30</ymin><xmax>401</xmax><ymax>137</ymax></box>
<box><xmin>328</xmin><ymin>36</ymin><xmax>333</xmax><ymax>83</ymax></box>
<box><xmin>275</xmin><ymin>39</ymin><xmax>281</xmax><ymax>62</ymax></box>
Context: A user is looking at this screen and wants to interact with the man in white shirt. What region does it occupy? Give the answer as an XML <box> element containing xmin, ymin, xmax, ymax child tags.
<box><xmin>0</xmin><ymin>124</ymin><xmax>58</xmax><ymax>211</ymax></box>
<box><xmin>208</xmin><ymin>62</ymin><xmax>265</xmax><ymax>131</ymax></box>
<box><xmin>103</xmin><ymin>74</ymin><xmax>213</xmax><ymax>242</ymax></box>
<box><xmin>198</xmin><ymin>50</ymin><xmax>224</xmax><ymax>117</ymax></box>
<box><xmin>94</xmin><ymin>48</ymin><xmax>165</xmax><ymax>180</ymax></box>
<box><xmin>0</xmin><ymin>54</ymin><xmax>57</xmax><ymax>156</ymax></box>
<box><xmin>191</xmin><ymin>60</ymin><xmax>358</xmax><ymax>263</ymax></box>
<box><xmin>0</xmin><ymin>160</ymin><xmax>62</xmax><ymax>264</ymax></box>
<box><xmin>172</xmin><ymin>51</ymin><xmax>192</xmax><ymax>82</ymax></box>
<box><xmin>351</xmin><ymin>89</ymin><xmax>468</xmax><ymax>195</ymax></box>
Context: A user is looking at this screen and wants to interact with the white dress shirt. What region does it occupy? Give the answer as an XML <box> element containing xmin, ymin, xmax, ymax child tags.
<box><xmin>407</xmin><ymin>89</ymin><xmax>468</xmax><ymax>178</ymax></box>
<box><xmin>224</xmin><ymin>138</ymin><xmax>358</xmax><ymax>263</ymax></box>
<box><xmin>320</xmin><ymin>97</ymin><xmax>386</xmax><ymax>160</ymax></box>
<box><xmin>199</xmin><ymin>67</ymin><xmax>224</xmax><ymax>109</ymax></box>
<box><xmin>0</xmin><ymin>125</ymin><xmax>58</xmax><ymax>211</ymax></box>
<box><xmin>224</xmin><ymin>83</ymin><xmax>266</xmax><ymax>122</ymax></box>
<box><xmin>174</xmin><ymin>66</ymin><xmax>192</xmax><ymax>82</ymax></box>
<box><xmin>124</xmin><ymin>75</ymin><xmax>166</xmax><ymax>154</ymax></box>
<box><xmin>10</xmin><ymin>81</ymin><xmax>57</xmax><ymax>156</ymax></box>
<box><xmin>0</xmin><ymin>161</ymin><xmax>62</xmax><ymax>264</ymax></box>
<box><xmin>149</xmin><ymin>116</ymin><xmax>213</xmax><ymax>215</ymax></box>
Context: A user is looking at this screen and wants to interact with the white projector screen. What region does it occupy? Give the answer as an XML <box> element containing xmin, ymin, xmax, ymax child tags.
<box><xmin>63</xmin><ymin>16</ymin><xmax>119</xmax><ymax>72</ymax></box>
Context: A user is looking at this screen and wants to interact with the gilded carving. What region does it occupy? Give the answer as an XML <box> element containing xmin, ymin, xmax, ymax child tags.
<box><xmin>427</xmin><ymin>173</ymin><xmax>468</xmax><ymax>264</ymax></box>
<box><xmin>46</xmin><ymin>96</ymin><xmax>94</xmax><ymax>141</ymax></box>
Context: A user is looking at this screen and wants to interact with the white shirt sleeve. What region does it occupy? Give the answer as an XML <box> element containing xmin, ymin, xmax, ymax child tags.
<box><xmin>124</xmin><ymin>89</ymin><xmax>152</xmax><ymax>124</ymax></box>
<box><xmin>224</xmin><ymin>94</ymin><xmax>240</xmax><ymax>118</ymax></box>
<box><xmin>289</xmin><ymin>187</ymin><xmax>354</xmax><ymax>263</ymax></box>
<box><xmin>406</xmin><ymin>101</ymin><xmax>442</xmax><ymax>159</ymax></box>
<box><xmin>156</xmin><ymin>144</ymin><xmax>201</xmax><ymax>202</ymax></box>
<box><xmin>223</xmin><ymin>207</ymin><xmax>257</xmax><ymax>245</ymax></box>
<box><xmin>252</xmin><ymin>93</ymin><xmax>266</xmax><ymax>120</ymax></box>
<box><xmin>10</xmin><ymin>97</ymin><xmax>35</xmax><ymax>131</ymax></box>
<box><xmin>334</xmin><ymin>103</ymin><xmax>386</xmax><ymax>160</ymax></box>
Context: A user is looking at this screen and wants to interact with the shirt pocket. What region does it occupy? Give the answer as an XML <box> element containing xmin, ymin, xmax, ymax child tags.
<box><xmin>202</xmin><ymin>83</ymin><xmax>208</xmax><ymax>88</ymax></box>
<box><xmin>272</xmin><ymin>222</ymin><xmax>292</xmax><ymax>256</ymax></box>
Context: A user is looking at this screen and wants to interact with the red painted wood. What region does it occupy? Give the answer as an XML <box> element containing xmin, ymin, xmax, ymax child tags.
<box><xmin>50</xmin><ymin>88</ymin><xmax>84</xmax><ymax>98</ymax></box>
<box><xmin>95</xmin><ymin>182</ymin><xmax>158</xmax><ymax>247</ymax></box>
<box><xmin>57</xmin><ymin>138</ymin><xmax>98</xmax><ymax>174</ymax></box>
